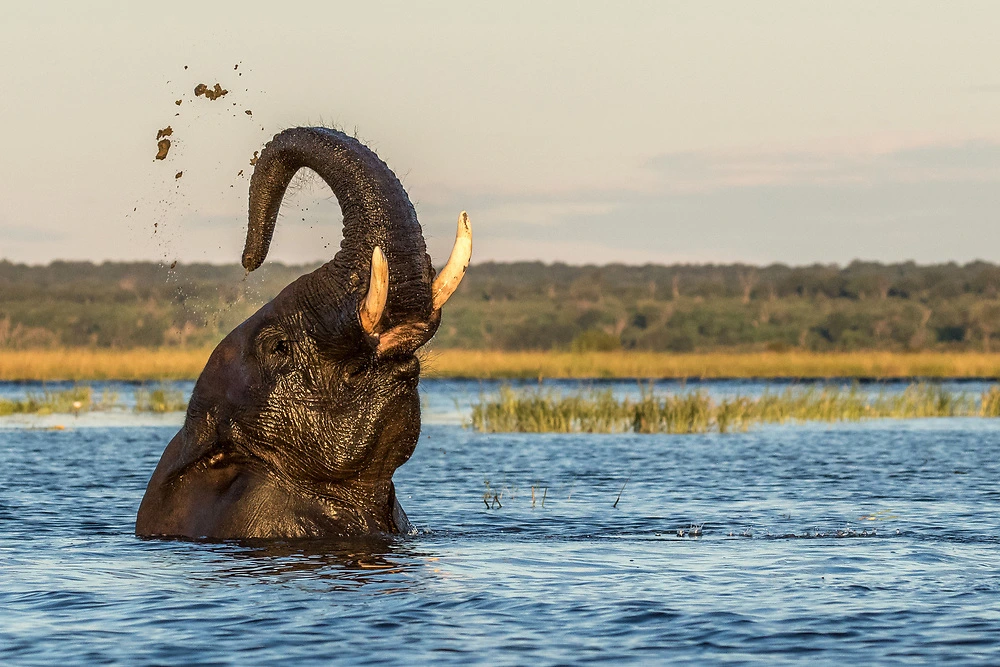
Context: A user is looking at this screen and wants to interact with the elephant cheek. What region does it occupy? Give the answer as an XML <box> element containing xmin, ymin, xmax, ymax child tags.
<box><xmin>198</xmin><ymin>337</ymin><xmax>254</xmax><ymax>409</ymax></box>
<box><xmin>137</xmin><ymin>465</ymin><xmax>250</xmax><ymax>538</ymax></box>
<box><xmin>379</xmin><ymin>391</ymin><xmax>422</xmax><ymax>472</ymax></box>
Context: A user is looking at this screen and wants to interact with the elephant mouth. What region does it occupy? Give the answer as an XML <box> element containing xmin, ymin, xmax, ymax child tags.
<box><xmin>393</xmin><ymin>356</ymin><xmax>421</xmax><ymax>383</ymax></box>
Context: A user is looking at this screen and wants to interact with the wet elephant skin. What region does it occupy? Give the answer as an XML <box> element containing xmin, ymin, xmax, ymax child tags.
<box><xmin>136</xmin><ymin>127</ymin><xmax>467</xmax><ymax>539</ymax></box>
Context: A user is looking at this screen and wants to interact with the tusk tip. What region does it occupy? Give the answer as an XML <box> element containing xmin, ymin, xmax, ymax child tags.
<box><xmin>371</xmin><ymin>246</ymin><xmax>388</xmax><ymax>284</ymax></box>
<box><xmin>361</xmin><ymin>245</ymin><xmax>389</xmax><ymax>335</ymax></box>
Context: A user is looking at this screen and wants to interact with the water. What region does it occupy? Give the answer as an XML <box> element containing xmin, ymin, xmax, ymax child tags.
<box><xmin>2</xmin><ymin>379</ymin><xmax>1000</xmax><ymax>664</ymax></box>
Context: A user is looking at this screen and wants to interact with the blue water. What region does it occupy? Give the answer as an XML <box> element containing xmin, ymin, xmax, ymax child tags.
<box><xmin>2</xmin><ymin>379</ymin><xmax>1000</xmax><ymax>665</ymax></box>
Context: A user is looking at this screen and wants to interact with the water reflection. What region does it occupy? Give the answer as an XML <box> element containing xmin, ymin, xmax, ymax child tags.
<box><xmin>178</xmin><ymin>535</ymin><xmax>432</xmax><ymax>590</ymax></box>
<box><xmin>3</xmin><ymin>382</ymin><xmax>1000</xmax><ymax>663</ymax></box>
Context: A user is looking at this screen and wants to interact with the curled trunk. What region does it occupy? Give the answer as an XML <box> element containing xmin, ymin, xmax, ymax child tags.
<box><xmin>243</xmin><ymin>128</ymin><xmax>433</xmax><ymax>332</ymax></box>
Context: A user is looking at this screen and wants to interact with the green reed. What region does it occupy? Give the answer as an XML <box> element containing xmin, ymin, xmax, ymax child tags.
<box><xmin>0</xmin><ymin>383</ymin><xmax>187</xmax><ymax>416</ymax></box>
<box><xmin>470</xmin><ymin>383</ymin><xmax>1000</xmax><ymax>434</ymax></box>
<box><xmin>981</xmin><ymin>386</ymin><xmax>1000</xmax><ymax>417</ymax></box>
<box><xmin>0</xmin><ymin>385</ymin><xmax>119</xmax><ymax>416</ymax></box>
<box><xmin>134</xmin><ymin>384</ymin><xmax>188</xmax><ymax>413</ymax></box>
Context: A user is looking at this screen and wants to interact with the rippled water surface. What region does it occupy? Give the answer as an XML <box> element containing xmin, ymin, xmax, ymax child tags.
<box><xmin>2</xmin><ymin>379</ymin><xmax>1000</xmax><ymax>665</ymax></box>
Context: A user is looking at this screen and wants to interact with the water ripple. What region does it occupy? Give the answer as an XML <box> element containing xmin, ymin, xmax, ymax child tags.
<box><xmin>2</xmin><ymin>380</ymin><xmax>1000</xmax><ymax>664</ymax></box>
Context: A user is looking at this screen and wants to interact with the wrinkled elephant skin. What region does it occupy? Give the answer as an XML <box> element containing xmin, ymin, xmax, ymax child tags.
<box><xmin>136</xmin><ymin>127</ymin><xmax>471</xmax><ymax>539</ymax></box>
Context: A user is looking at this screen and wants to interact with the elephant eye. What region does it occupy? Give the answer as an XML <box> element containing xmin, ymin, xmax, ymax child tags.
<box><xmin>273</xmin><ymin>339</ymin><xmax>291</xmax><ymax>356</ymax></box>
<box><xmin>342</xmin><ymin>360</ymin><xmax>367</xmax><ymax>385</ymax></box>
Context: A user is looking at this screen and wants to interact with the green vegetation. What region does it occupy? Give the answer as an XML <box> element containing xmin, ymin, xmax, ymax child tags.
<box><xmin>0</xmin><ymin>386</ymin><xmax>119</xmax><ymax>416</ymax></box>
<box><xmin>0</xmin><ymin>260</ymin><xmax>312</xmax><ymax>349</ymax></box>
<box><xmin>134</xmin><ymin>384</ymin><xmax>188</xmax><ymax>412</ymax></box>
<box><xmin>471</xmin><ymin>384</ymin><xmax>1000</xmax><ymax>434</ymax></box>
<box><xmin>3</xmin><ymin>260</ymin><xmax>1000</xmax><ymax>354</ymax></box>
<box><xmin>0</xmin><ymin>384</ymin><xmax>187</xmax><ymax>415</ymax></box>
<box><xmin>435</xmin><ymin>261</ymin><xmax>1000</xmax><ymax>353</ymax></box>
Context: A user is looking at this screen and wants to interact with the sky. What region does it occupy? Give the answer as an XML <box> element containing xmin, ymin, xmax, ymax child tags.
<box><xmin>1</xmin><ymin>1</ymin><xmax>999</xmax><ymax>268</ymax></box>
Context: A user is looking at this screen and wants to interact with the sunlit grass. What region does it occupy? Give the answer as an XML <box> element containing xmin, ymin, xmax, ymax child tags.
<box><xmin>981</xmin><ymin>386</ymin><xmax>1000</xmax><ymax>417</ymax></box>
<box><xmin>2</xmin><ymin>348</ymin><xmax>1000</xmax><ymax>381</ymax></box>
<box><xmin>428</xmin><ymin>350</ymin><xmax>1000</xmax><ymax>379</ymax></box>
<box><xmin>0</xmin><ymin>348</ymin><xmax>213</xmax><ymax>381</ymax></box>
<box><xmin>470</xmin><ymin>383</ymin><xmax>999</xmax><ymax>434</ymax></box>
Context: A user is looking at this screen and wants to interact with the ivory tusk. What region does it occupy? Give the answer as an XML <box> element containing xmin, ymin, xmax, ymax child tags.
<box><xmin>431</xmin><ymin>211</ymin><xmax>472</xmax><ymax>310</ymax></box>
<box><xmin>360</xmin><ymin>246</ymin><xmax>388</xmax><ymax>334</ymax></box>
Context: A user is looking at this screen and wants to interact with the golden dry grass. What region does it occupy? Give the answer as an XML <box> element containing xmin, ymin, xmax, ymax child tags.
<box><xmin>2</xmin><ymin>348</ymin><xmax>1000</xmax><ymax>381</ymax></box>
<box><xmin>0</xmin><ymin>348</ymin><xmax>213</xmax><ymax>381</ymax></box>
<box><xmin>423</xmin><ymin>350</ymin><xmax>1000</xmax><ymax>380</ymax></box>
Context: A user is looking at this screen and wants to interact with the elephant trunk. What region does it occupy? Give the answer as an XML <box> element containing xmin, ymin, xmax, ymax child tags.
<box><xmin>243</xmin><ymin>128</ymin><xmax>433</xmax><ymax>333</ymax></box>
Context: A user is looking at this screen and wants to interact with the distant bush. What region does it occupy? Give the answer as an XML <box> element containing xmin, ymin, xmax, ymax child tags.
<box><xmin>571</xmin><ymin>329</ymin><xmax>620</xmax><ymax>352</ymax></box>
<box><xmin>4</xmin><ymin>259</ymin><xmax>1000</xmax><ymax>353</ymax></box>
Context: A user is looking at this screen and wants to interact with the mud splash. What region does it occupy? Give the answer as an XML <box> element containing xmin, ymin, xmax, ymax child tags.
<box><xmin>194</xmin><ymin>83</ymin><xmax>228</xmax><ymax>101</ymax></box>
<box><xmin>155</xmin><ymin>139</ymin><xmax>171</xmax><ymax>161</ymax></box>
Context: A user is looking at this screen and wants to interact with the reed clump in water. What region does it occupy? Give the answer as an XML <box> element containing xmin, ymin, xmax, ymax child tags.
<box><xmin>0</xmin><ymin>386</ymin><xmax>120</xmax><ymax>416</ymax></box>
<box><xmin>0</xmin><ymin>385</ymin><xmax>186</xmax><ymax>415</ymax></box>
<box><xmin>133</xmin><ymin>384</ymin><xmax>188</xmax><ymax>413</ymax></box>
<box><xmin>470</xmin><ymin>383</ymin><xmax>998</xmax><ymax>434</ymax></box>
<box><xmin>981</xmin><ymin>386</ymin><xmax>1000</xmax><ymax>417</ymax></box>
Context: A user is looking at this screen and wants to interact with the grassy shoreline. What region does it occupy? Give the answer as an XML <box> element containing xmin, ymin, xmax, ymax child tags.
<box><xmin>422</xmin><ymin>350</ymin><xmax>1000</xmax><ymax>380</ymax></box>
<box><xmin>2</xmin><ymin>348</ymin><xmax>1000</xmax><ymax>381</ymax></box>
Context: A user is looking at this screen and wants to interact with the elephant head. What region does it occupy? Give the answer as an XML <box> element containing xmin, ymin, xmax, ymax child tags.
<box><xmin>136</xmin><ymin>127</ymin><xmax>471</xmax><ymax>539</ymax></box>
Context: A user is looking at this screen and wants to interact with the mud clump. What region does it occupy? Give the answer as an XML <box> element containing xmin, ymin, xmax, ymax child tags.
<box><xmin>175</xmin><ymin>171</ymin><xmax>183</xmax><ymax>179</ymax></box>
<box><xmin>156</xmin><ymin>126</ymin><xmax>173</xmax><ymax>140</ymax></box>
<box><xmin>194</xmin><ymin>83</ymin><xmax>228</xmax><ymax>101</ymax></box>
<box><xmin>155</xmin><ymin>139</ymin><xmax>171</xmax><ymax>160</ymax></box>
<box><xmin>249</xmin><ymin>150</ymin><xmax>259</xmax><ymax>166</ymax></box>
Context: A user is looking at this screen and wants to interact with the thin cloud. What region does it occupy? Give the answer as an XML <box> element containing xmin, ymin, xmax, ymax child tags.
<box><xmin>417</xmin><ymin>140</ymin><xmax>1000</xmax><ymax>266</ymax></box>
<box><xmin>644</xmin><ymin>141</ymin><xmax>1000</xmax><ymax>192</ymax></box>
<box><xmin>1</xmin><ymin>225</ymin><xmax>68</xmax><ymax>244</ymax></box>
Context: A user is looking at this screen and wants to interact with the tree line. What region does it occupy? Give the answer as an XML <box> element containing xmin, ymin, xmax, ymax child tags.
<box><xmin>1</xmin><ymin>259</ymin><xmax>999</xmax><ymax>352</ymax></box>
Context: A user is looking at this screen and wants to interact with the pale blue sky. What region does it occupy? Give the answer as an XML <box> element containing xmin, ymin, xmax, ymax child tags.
<box><xmin>1</xmin><ymin>1</ymin><xmax>999</xmax><ymax>266</ymax></box>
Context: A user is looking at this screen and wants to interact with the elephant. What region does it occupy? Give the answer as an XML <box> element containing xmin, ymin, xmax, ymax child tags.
<box><xmin>135</xmin><ymin>127</ymin><xmax>471</xmax><ymax>539</ymax></box>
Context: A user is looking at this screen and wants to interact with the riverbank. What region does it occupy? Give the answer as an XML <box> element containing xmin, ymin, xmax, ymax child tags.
<box><xmin>0</xmin><ymin>349</ymin><xmax>213</xmax><ymax>381</ymax></box>
<box><xmin>422</xmin><ymin>350</ymin><xmax>1000</xmax><ymax>380</ymax></box>
<box><xmin>1</xmin><ymin>348</ymin><xmax>1000</xmax><ymax>381</ymax></box>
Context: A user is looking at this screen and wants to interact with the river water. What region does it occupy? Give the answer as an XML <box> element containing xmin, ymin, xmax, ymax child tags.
<box><xmin>2</xmin><ymin>379</ymin><xmax>999</xmax><ymax>665</ymax></box>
